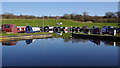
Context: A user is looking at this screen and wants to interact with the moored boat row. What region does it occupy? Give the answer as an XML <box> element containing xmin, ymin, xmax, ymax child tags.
<box><xmin>1</xmin><ymin>24</ymin><xmax>120</xmax><ymax>36</ymax></box>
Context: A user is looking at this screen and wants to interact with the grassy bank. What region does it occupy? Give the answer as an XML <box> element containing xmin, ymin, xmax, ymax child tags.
<box><xmin>1</xmin><ymin>31</ymin><xmax>71</xmax><ymax>38</ymax></box>
<box><xmin>2</xmin><ymin>19</ymin><xmax>119</xmax><ymax>28</ymax></box>
<box><xmin>1</xmin><ymin>32</ymin><xmax>50</xmax><ymax>36</ymax></box>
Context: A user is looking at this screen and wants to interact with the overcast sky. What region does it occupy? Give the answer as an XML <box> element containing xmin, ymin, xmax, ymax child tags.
<box><xmin>2</xmin><ymin>0</ymin><xmax>120</xmax><ymax>2</ymax></box>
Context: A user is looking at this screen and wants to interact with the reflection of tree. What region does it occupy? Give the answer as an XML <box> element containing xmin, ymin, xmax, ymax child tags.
<box><xmin>63</xmin><ymin>37</ymin><xmax>88</xmax><ymax>43</ymax></box>
<box><xmin>72</xmin><ymin>37</ymin><xmax>89</xmax><ymax>43</ymax></box>
<box><xmin>90</xmin><ymin>40</ymin><xmax>100</xmax><ymax>45</ymax></box>
<box><xmin>63</xmin><ymin>37</ymin><xmax>71</xmax><ymax>42</ymax></box>
<box><xmin>101</xmin><ymin>41</ymin><xmax>120</xmax><ymax>47</ymax></box>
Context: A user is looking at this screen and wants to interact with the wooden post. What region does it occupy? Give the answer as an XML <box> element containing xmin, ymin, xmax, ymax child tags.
<box><xmin>114</xmin><ymin>29</ymin><xmax>116</xmax><ymax>36</ymax></box>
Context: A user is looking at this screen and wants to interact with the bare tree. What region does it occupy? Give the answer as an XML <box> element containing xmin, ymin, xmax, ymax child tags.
<box><xmin>83</xmin><ymin>11</ymin><xmax>88</xmax><ymax>16</ymax></box>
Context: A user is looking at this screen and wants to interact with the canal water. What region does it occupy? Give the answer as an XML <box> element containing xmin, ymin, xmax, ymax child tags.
<box><xmin>1</xmin><ymin>33</ymin><xmax>119</xmax><ymax>66</ymax></box>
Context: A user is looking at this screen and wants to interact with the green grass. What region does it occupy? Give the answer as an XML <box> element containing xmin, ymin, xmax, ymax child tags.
<box><xmin>2</xmin><ymin>19</ymin><xmax>119</xmax><ymax>28</ymax></box>
<box><xmin>1</xmin><ymin>32</ymin><xmax>50</xmax><ymax>36</ymax></box>
<box><xmin>53</xmin><ymin>32</ymin><xmax>71</xmax><ymax>38</ymax></box>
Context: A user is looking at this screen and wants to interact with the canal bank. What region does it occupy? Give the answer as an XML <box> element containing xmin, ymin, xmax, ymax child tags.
<box><xmin>0</xmin><ymin>33</ymin><xmax>53</xmax><ymax>41</ymax></box>
<box><xmin>72</xmin><ymin>33</ymin><xmax>120</xmax><ymax>42</ymax></box>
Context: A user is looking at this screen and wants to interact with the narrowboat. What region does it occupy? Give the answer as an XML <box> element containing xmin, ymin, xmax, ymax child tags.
<box><xmin>44</xmin><ymin>26</ymin><xmax>49</xmax><ymax>32</ymax></box>
<box><xmin>17</xmin><ymin>26</ymin><xmax>26</xmax><ymax>33</ymax></box>
<box><xmin>82</xmin><ymin>26</ymin><xmax>89</xmax><ymax>33</ymax></box>
<box><xmin>72</xmin><ymin>27</ymin><xmax>77</xmax><ymax>31</ymax></box>
<box><xmin>32</xmin><ymin>27</ymin><xmax>40</xmax><ymax>32</ymax></box>
<box><xmin>63</xmin><ymin>27</ymin><xmax>70</xmax><ymax>33</ymax></box>
<box><xmin>2</xmin><ymin>24</ymin><xmax>18</xmax><ymax>33</ymax></box>
<box><xmin>49</xmin><ymin>26</ymin><xmax>54</xmax><ymax>33</ymax></box>
<box><xmin>25</xmin><ymin>26</ymin><xmax>34</xmax><ymax>33</ymax></box>
<box><xmin>93</xmin><ymin>28</ymin><xmax>101</xmax><ymax>34</ymax></box>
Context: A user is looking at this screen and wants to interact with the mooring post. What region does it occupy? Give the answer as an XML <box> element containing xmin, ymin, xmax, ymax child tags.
<box><xmin>26</xmin><ymin>28</ymin><xmax>28</xmax><ymax>34</ymax></box>
<box><xmin>113</xmin><ymin>42</ymin><xmax>116</xmax><ymax>47</ymax></box>
<box><xmin>114</xmin><ymin>29</ymin><xmax>116</xmax><ymax>36</ymax></box>
<box><xmin>71</xmin><ymin>26</ymin><xmax>72</xmax><ymax>33</ymax></box>
<box><xmin>88</xmin><ymin>30</ymin><xmax>90</xmax><ymax>34</ymax></box>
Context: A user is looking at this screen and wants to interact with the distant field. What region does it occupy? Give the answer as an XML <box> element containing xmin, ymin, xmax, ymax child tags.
<box><xmin>2</xmin><ymin>19</ymin><xmax>119</xmax><ymax>28</ymax></box>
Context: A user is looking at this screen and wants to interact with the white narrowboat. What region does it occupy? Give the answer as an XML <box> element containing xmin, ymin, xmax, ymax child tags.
<box><xmin>17</xmin><ymin>26</ymin><xmax>26</xmax><ymax>33</ymax></box>
<box><xmin>49</xmin><ymin>26</ymin><xmax>54</xmax><ymax>33</ymax></box>
<box><xmin>32</xmin><ymin>27</ymin><xmax>40</xmax><ymax>32</ymax></box>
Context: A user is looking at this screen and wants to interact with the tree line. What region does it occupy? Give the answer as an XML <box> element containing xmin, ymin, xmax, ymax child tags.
<box><xmin>1</xmin><ymin>11</ymin><xmax>120</xmax><ymax>23</ymax></box>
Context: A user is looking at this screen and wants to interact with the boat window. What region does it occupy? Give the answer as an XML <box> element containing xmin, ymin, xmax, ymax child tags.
<box><xmin>17</xmin><ymin>28</ymin><xmax>20</xmax><ymax>31</ymax></box>
<box><xmin>13</xmin><ymin>26</ymin><xmax>17</xmax><ymax>28</ymax></box>
<box><xmin>21</xmin><ymin>28</ymin><xmax>24</xmax><ymax>30</ymax></box>
<box><xmin>4</xmin><ymin>25</ymin><xmax>10</xmax><ymax>28</ymax></box>
<box><xmin>4</xmin><ymin>42</ymin><xmax>11</xmax><ymax>45</ymax></box>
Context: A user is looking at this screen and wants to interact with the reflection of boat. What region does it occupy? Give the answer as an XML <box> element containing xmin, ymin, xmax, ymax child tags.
<box><xmin>56</xmin><ymin>32</ymin><xmax>62</xmax><ymax>36</ymax></box>
<box><xmin>90</xmin><ymin>40</ymin><xmax>100</xmax><ymax>45</ymax></box>
<box><xmin>68</xmin><ymin>37</ymin><xmax>89</xmax><ymax>43</ymax></box>
<box><xmin>101</xmin><ymin>41</ymin><xmax>119</xmax><ymax>46</ymax></box>
<box><xmin>2</xmin><ymin>41</ymin><xmax>18</xmax><ymax>46</ymax></box>
<box><xmin>72</xmin><ymin>36</ymin><xmax>120</xmax><ymax>47</ymax></box>
<box><xmin>25</xmin><ymin>39</ymin><xmax>36</xmax><ymax>44</ymax></box>
<box><xmin>72</xmin><ymin>33</ymin><xmax>120</xmax><ymax>42</ymax></box>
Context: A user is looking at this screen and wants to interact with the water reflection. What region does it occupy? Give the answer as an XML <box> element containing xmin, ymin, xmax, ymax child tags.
<box><xmin>1</xmin><ymin>31</ymin><xmax>120</xmax><ymax>47</ymax></box>
<box><xmin>2</xmin><ymin>33</ymin><xmax>119</xmax><ymax>66</ymax></box>
<box><xmin>2</xmin><ymin>41</ymin><xmax>18</xmax><ymax>46</ymax></box>
<box><xmin>68</xmin><ymin>37</ymin><xmax>120</xmax><ymax>47</ymax></box>
<box><xmin>1</xmin><ymin>37</ymin><xmax>120</xmax><ymax>47</ymax></box>
<box><xmin>90</xmin><ymin>40</ymin><xmax>100</xmax><ymax>45</ymax></box>
<box><xmin>56</xmin><ymin>32</ymin><xmax>62</xmax><ymax>36</ymax></box>
<box><xmin>101</xmin><ymin>41</ymin><xmax>120</xmax><ymax>47</ymax></box>
<box><xmin>25</xmin><ymin>39</ymin><xmax>36</xmax><ymax>45</ymax></box>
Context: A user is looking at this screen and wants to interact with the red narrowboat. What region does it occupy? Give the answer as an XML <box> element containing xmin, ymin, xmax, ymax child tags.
<box><xmin>2</xmin><ymin>24</ymin><xmax>18</xmax><ymax>33</ymax></box>
<box><xmin>17</xmin><ymin>26</ymin><xmax>26</xmax><ymax>33</ymax></box>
